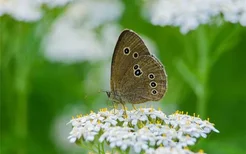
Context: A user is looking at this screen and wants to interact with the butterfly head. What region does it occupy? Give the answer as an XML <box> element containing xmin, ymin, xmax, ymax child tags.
<box><xmin>106</xmin><ymin>91</ymin><xmax>111</xmax><ymax>98</ymax></box>
<box><xmin>106</xmin><ymin>91</ymin><xmax>123</xmax><ymax>103</ymax></box>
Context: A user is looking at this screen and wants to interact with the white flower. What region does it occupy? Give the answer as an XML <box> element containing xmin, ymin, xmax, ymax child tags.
<box><xmin>221</xmin><ymin>0</ymin><xmax>246</xmax><ymax>26</ymax></box>
<box><xmin>152</xmin><ymin>147</ymin><xmax>204</xmax><ymax>154</ymax></box>
<box><xmin>143</xmin><ymin>0</ymin><xmax>246</xmax><ymax>34</ymax></box>
<box><xmin>99</xmin><ymin>126</ymin><xmax>134</xmax><ymax>149</ymax></box>
<box><xmin>68</xmin><ymin>108</ymin><xmax>219</xmax><ymax>153</ymax></box>
<box><xmin>43</xmin><ymin>0</ymin><xmax>124</xmax><ymax>63</ymax></box>
<box><xmin>68</xmin><ymin>117</ymin><xmax>102</xmax><ymax>142</ymax></box>
<box><xmin>0</xmin><ymin>0</ymin><xmax>42</xmax><ymax>21</ymax></box>
<box><xmin>133</xmin><ymin>127</ymin><xmax>155</xmax><ymax>152</ymax></box>
<box><xmin>0</xmin><ymin>0</ymin><xmax>71</xmax><ymax>21</ymax></box>
<box><xmin>39</xmin><ymin>0</ymin><xmax>72</xmax><ymax>8</ymax></box>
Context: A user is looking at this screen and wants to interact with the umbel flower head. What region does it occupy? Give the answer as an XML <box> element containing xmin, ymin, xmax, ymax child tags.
<box><xmin>143</xmin><ymin>0</ymin><xmax>246</xmax><ymax>34</ymax></box>
<box><xmin>67</xmin><ymin>108</ymin><xmax>219</xmax><ymax>154</ymax></box>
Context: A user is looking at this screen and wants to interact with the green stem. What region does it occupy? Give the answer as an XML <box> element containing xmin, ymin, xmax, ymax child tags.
<box><xmin>196</xmin><ymin>83</ymin><xmax>207</xmax><ymax>118</ymax></box>
<box><xmin>197</xmin><ymin>26</ymin><xmax>208</xmax><ymax>79</ymax></box>
<box><xmin>98</xmin><ymin>142</ymin><xmax>101</xmax><ymax>153</ymax></box>
<box><xmin>125</xmin><ymin>148</ymin><xmax>130</xmax><ymax>154</ymax></box>
<box><xmin>13</xmin><ymin>22</ymin><xmax>31</xmax><ymax>154</ymax></box>
<box><xmin>211</xmin><ymin>25</ymin><xmax>241</xmax><ymax>65</ymax></box>
<box><xmin>80</xmin><ymin>142</ymin><xmax>98</xmax><ymax>153</ymax></box>
<box><xmin>175</xmin><ymin>59</ymin><xmax>201</xmax><ymax>93</ymax></box>
<box><xmin>14</xmin><ymin>64</ymin><xmax>30</xmax><ymax>154</ymax></box>
<box><xmin>196</xmin><ymin>26</ymin><xmax>209</xmax><ymax>118</ymax></box>
<box><xmin>101</xmin><ymin>142</ymin><xmax>105</xmax><ymax>154</ymax></box>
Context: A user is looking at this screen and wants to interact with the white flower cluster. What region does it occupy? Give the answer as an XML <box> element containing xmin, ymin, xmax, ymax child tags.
<box><xmin>0</xmin><ymin>0</ymin><xmax>72</xmax><ymax>21</ymax></box>
<box><xmin>43</xmin><ymin>0</ymin><xmax>124</xmax><ymax>63</ymax></box>
<box><xmin>153</xmin><ymin>147</ymin><xmax>204</xmax><ymax>154</ymax></box>
<box><xmin>143</xmin><ymin>0</ymin><xmax>246</xmax><ymax>34</ymax></box>
<box><xmin>68</xmin><ymin>108</ymin><xmax>219</xmax><ymax>153</ymax></box>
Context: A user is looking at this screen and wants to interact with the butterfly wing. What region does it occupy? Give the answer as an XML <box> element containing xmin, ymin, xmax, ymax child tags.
<box><xmin>111</xmin><ymin>30</ymin><xmax>150</xmax><ymax>92</ymax></box>
<box><xmin>119</xmin><ymin>55</ymin><xmax>167</xmax><ymax>104</ymax></box>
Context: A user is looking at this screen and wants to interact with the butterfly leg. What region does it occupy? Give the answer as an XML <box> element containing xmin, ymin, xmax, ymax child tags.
<box><xmin>132</xmin><ymin>104</ymin><xmax>137</xmax><ymax>110</ymax></box>
<box><xmin>113</xmin><ymin>102</ymin><xmax>118</xmax><ymax>114</ymax></box>
<box><xmin>121</xmin><ymin>103</ymin><xmax>128</xmax><ymax>118</ymax></box>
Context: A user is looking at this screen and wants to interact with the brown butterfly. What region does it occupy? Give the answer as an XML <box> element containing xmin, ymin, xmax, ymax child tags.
<box><xmin>106</xmin><ymin>29</ymin><xmax>167</xmax><ymax>109</ymax></box>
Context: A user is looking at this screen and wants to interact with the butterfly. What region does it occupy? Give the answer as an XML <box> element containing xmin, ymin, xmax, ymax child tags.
<box><xmin>106</xmin><ymin>29</ymin><xmax>167</xmax><ymax>109</ymax></box>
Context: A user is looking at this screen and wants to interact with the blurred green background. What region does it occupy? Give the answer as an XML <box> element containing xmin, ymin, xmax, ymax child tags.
<box><xmin>1</xmin><ymin>0</ymin><xmax>246</xmax><ymax>154</ymax></box>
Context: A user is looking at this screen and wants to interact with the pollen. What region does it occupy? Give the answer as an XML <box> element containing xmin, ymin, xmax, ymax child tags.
<box><xmin>123</xmin><ymin>114</ymin><xmax>128</xmax><ymax>119</ymax></box>
<box><xmin>150</xmin><ymin>107</ymin><xmax>154</xmax><ymax>112</ymax></box>
<box><xmin>186</xmin><ymin>121</ymin><xmax>191</xmax><ymax>125</ymax></box>
<box><xmin>101</xmin><ymin>108</ymin><xmax>107</xmax><ymax>112</ymax></box>
<box><xmin>140</xmin><ymin>108</ymin><xmax>144</xmax><ymax>113</ymax></box>
<box><xmin>184</xmin><ymin>147</ymin><xmax>189</xmax><ymax>150</ymax></box>
<box><xmin>175</xmin><ymin>110</ymin><xmax>179</xmax><ymax>114</ymax></box>
<box><xmin>198</xmin><ymin>149</ymin><xmax>204</xmax><ymax>154</ymax></box>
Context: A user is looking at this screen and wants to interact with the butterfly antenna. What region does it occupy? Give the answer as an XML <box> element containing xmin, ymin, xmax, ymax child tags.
<box><xmin>98</xmin><ymin>89</ymin><xmax>107</xmax><ymax>93</ymax></box>
<box><xmin>113</xmin><ymin>101</ymin><xmax>115</xmax><ymax>114</ymax></box>
<box><xmin>112</xmin><ymin>102</ymin><xmax>119</xmax><ymax>114</ymax></box>
<box><xmin>83</xmin><ymin>92</ymin><xmax>89</xmax><ymax>100</ymax></box>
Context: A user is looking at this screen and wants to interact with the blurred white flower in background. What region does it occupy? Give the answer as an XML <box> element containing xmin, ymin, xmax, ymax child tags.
<box><xmin>44</xmin><ymin>24</ymin><xmax>121</xmax><ymax>63</ymax></box>
<box><xmin>51</xmin><ymin>102</ymin><xmax>89</xmax><ymax>153</ymax></box>
<box><xmin>0</xmin><ymin>0</ymin><xmax>42</xmax><ymax>21</ymax></box>
<box><xmin>143</xmin><ymin>0</ymin><xmax>246</xmax><ymax>34</ymax></box>
<box><xmin>38</xmin><ymin>0</ymin><xmax>73</xmax><ymax>8</ymax></box>
<box><xmin>221</xmin><ymin>0</ymin><xmax>246</xmax><ymax>25</ymax></box>
<box><xmin>0</xmin><ymin>0</ymin><xmax>72</xmax><ymax>21</ymax></box>
<box><xmin>43</xmin><ymin>0</ymin><xmax>124</xmax><ymax>63</ymax></box>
